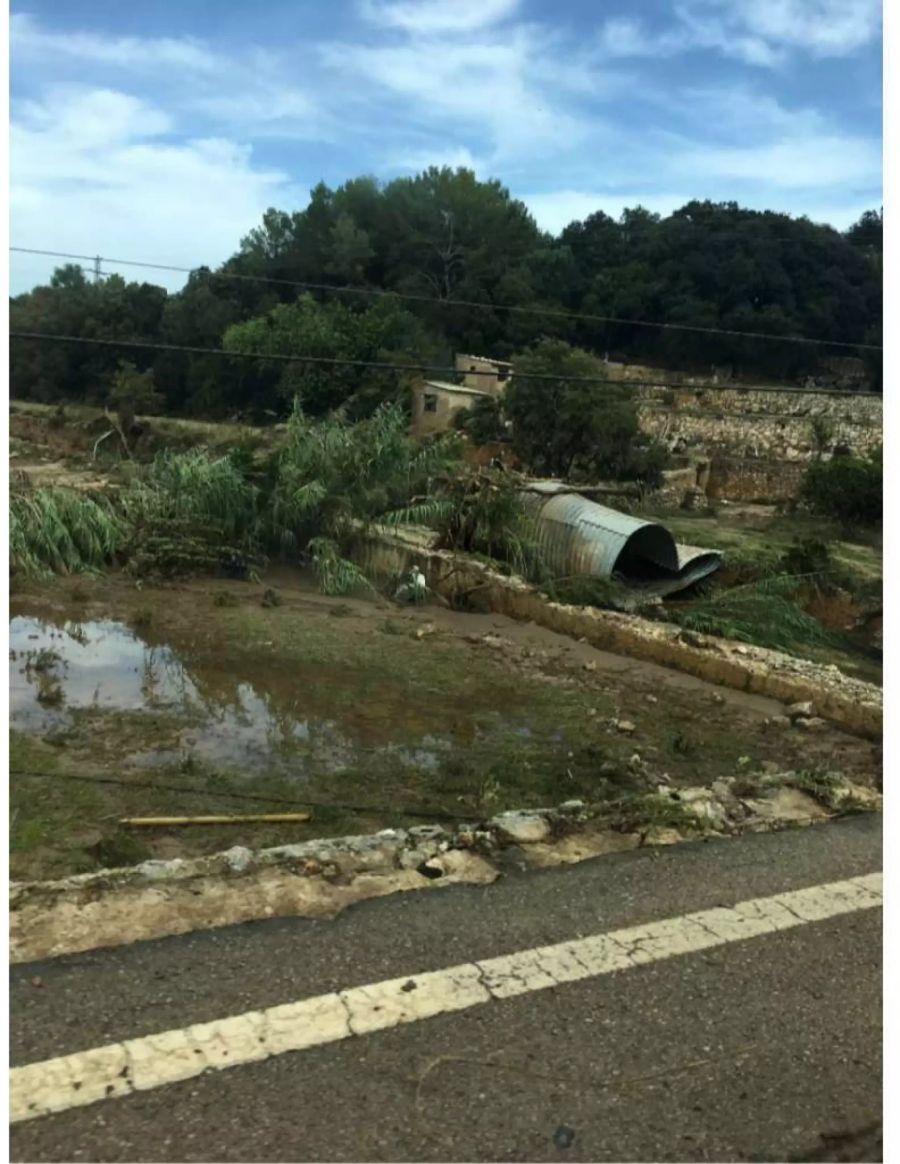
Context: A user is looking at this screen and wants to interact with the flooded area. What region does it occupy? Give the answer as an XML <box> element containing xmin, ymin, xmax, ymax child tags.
<box><xmin>9</xmin><ymin>571</ymin><xmax>881</xmax><ymax>880</ymax></box>
<box><xmin>9</xmin><ymin>615</ymin><xmax>474</xmax><ymax>777</ymax></box>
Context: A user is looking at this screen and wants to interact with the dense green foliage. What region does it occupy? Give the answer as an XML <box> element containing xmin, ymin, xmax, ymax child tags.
<box><xmin>10</xmin><ymin>171</ymin><xmax>882</xmax><ymax>417</ymax></box>
<box><xmin>10</xmin><ymin>404</ymin><xmax>461</xmax><ymax>593</ymax></box>
<box><xmin>671</xmin><ymin>574</ymin><xmax>836</xmax><ymax>655</ymax></box>
<box><xmin>452</xmin><ymin>395</ymin><xmax>506</xmax><ymax>446</ymax></box>
<box><xmin>802</xmin><ymin>449</ymin><xmax>882</xmax><ymax>527</ymax></box>
<box><xmin>504</xmin><ymin>339</ymin><xmax>667</xmax><ymax>484</ymax></box>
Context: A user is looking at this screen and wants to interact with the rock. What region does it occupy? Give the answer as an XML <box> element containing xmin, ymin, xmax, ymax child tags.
<box><xmin>787</xmin><ymin>701</ymin><xmax>815</xmax><ymax>720</ymax></box>
<box><xmin>553</xmin><ymin>1126</ymin><xmax>576</xmax><ymax>1150</ymax></box>
<box><xmin>711</xmin><ymin>693</ymin><xmax>726</xmax><ymax>706</ymax></box>
<box><xmin>558</xmin><ymin>799</ymin><xmax>585</xmax><ymax>812</ymax></box>
<box><xmin>645</xmin><ymin>694</ymin><xmax>658</xmax><ymax>704</ymax></box>
<box><xmin>491</xmin><ymin>810</ymin><xmax>552</xmax><ymax>844</ymax></box>
<box><xmin>734</xmin><ymin>645</ymin><xmax>750</xmax><ymax>656</ymax></box>
<box><xmin>582</xmin><ymin>660</ymin><xmax>597</xmax><ymax>672</ymax></box>
<box><xmin>794</xmin><ymin>716</ymin><xmax>829</xmax><ymax>733</ymax></box>
<box><xmin>642</xmin><ymin>826</ymin><xmax>683</xmax><ymax>846</ymax></box>
<box><xmin>765</xmin><ymin>715</ymin><xmax>792</xmax><ymax>729</ymax></box>
<box><xmin>744</xmin><ymin>787</ymin><xmax>828</xmax><ymax>824</ymax></box>
<box><xmin>680</xmin><ymin>630</ymin><xmax>710</xmax><ymax>649</ymax></box>
<box><xmin>628</xmin><ymin>753</ymin><xmax>642</xmax><ymax>769</ymax></box>
<box><xmin>223</xmin><ymin>846</ymin><xmax>254</xmax><ymax>874</ymax></box>
<box><xmin>614</xmin><ymin>719</ymin><xmax>636</xmax><ymax>734</ymax></box>
<box><xmin>415</xmin><ymin>623</ymin><xmax>437</xmax><ymax>640</ymax></box>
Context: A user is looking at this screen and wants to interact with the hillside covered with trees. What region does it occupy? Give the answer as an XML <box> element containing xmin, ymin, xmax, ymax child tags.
<box><xmin>9</xmin><ymin>168</ymin><xmax>883</xmax><ymax>419</ymax></box>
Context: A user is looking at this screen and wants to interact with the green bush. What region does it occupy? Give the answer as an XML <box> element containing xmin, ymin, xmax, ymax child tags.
<box><xmin>802</xmin><ymin>450</ymin><xmax>882</xmax><ymax>527</ymax></box>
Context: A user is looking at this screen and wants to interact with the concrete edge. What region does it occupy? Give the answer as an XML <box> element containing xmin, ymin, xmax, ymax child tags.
<box><xmin>9</xmin><ymin>773</ymin><xmax>881</xmax><ymax>964</ymax></box>
<box><xmin>358</xmin><ymin>530</ymin><xmax>882</xmax><ymax>740</ymax></box>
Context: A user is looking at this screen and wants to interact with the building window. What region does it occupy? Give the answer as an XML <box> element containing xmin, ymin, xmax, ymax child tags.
<box><xmin>423</xmin><ymin>394</ymin><xmax>438</xmax><ymax>413</ymax></box>
<box><xmin>497</xmin><ymin>367</ymin><xmax>509</xmax><ymax>382</ymax></box>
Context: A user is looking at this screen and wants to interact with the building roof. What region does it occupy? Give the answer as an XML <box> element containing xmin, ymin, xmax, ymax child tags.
<box><xmin>422</xmin><ymin>380</ymin><xmax>491</xmax><ymax>397</ymax></box>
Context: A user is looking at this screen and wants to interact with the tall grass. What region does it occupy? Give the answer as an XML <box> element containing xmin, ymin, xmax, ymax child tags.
<box><xmin>9</xmin><ymin>403</ymin><xmax>462</xmax><ymax>590</ymax></box>
<box><xmin>10</xmin><ymin>489</ymin><xmax>126</xmax><ymax>577</ymax></box>
<box><xmin>671</xmin><ymin>574</ymin><xmax>836</xmax><ymax>655</ymax></box>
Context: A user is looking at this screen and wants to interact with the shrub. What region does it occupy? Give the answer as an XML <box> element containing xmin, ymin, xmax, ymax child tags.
<box><xmin>802</xmin><ymin>450</ymin><xmax>881</xmax><ymax>527</ymax></box>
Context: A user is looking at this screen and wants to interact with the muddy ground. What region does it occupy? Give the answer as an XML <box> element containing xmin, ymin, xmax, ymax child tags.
<box><xmin>9</xmin><ymin>569</ymin><xmax>881</xmax><ymax>881</ymax></box>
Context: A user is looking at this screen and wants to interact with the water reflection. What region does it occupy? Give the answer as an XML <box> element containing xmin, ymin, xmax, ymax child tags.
<box><xmin>8</xmin><ymin>616</ymin><xmax>474</xmax><ymax>777</ymax></box>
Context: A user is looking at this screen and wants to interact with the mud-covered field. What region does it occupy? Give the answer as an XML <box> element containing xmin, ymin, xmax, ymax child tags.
<box><xmin>10</xmin><ymin>570</ymin><xmax>881</xmax><ymax>880</ymax></box>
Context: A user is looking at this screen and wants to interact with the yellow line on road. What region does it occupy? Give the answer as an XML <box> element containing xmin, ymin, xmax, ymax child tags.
<box><xmin>10</xmin><ymin>872</ymin><xmax>882</xmax><ymax>1124</ymax></box>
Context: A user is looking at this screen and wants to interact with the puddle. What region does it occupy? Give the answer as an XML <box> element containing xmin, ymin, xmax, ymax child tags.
<box><xmin>8</xmin><ymin>615</ymin><xmax>510</xmax><ymax>778</ymax></box>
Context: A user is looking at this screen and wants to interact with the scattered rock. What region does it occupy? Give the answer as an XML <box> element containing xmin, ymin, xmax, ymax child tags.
<box><xmin>711</xmin><ymin>693</ymin><xmax>726</xmax><ymax>706</ymax></box>
<box><xmin>645</xmin><ymin>694</ymin><xmax>658</xmax><ymax>705</ymax></box>
<box><xmin>223</xmin><ymin>846</ymin><xmax>254</xmax><ymax>874</ymax></box>
<box><xmin>491</xmin><ymin>810</ymin><xmax>552</xmax><ymax>844</ymax></box>
<box><xmin>260</xmin><ymin>588</ymin><xmax>282</xmax><ymax>609</ymax></box>
<box><xmin>553</xmin><ymin>1126</ymin><xmax>576</xmax><ymax>1150</ymax></box>
<box><xmin>679</xmin><ymin>630</ymin><xmax>710</xmax><ymax>649</ymax></box>
<box><xmin>765</xmin><ymin>715</ymin><xmax>792</xmax><ymax>729</ymax></box>
<box><xmin>794</xmin><ymin>716</ymin><xmax>828</xmax><ymax>733</ymax></box>
<box><xmin>582</xmin><ymin>660</ymin><xmax>597</xmax><ymax>672</ymax></box>
<box><xmin>628</xmin><ymin>753</ymin><xmax>642</xmax><ymax>769</ymax></box>
<box><xmin>614</xmin><ymin>719</ymin><xmax>636</xmax><ymax>734</ymax></box>
<box><xmin>787</xmin><ymin>701</ymin><xmax>816</xmax><ymax>721</ymax></box>
<box><xmin>733</xmin><ymin>645</ymin><xmax>750</xmax><ymax>656</ymax></box>
<box><xmin>415</xmin><ymin>623</ymin><xmax>437</xmax><ymax>640</ymax></box>
<box><xmin>642</xmin><ymin>826</ymin><xmax>682</xmax><ymax>846</ymax></box>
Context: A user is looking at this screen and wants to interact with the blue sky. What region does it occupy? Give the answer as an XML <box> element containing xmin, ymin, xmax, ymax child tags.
<box><xmin>9</xmin><ymin>0</ymin><xmax>883</xmax><ymax>293</ymax></box>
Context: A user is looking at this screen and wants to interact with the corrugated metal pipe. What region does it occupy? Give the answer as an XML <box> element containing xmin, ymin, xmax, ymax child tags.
<box><xmin>521</xmin><ymin>482</ymin><xmax>722</xmax><ymax>596</ymax></box>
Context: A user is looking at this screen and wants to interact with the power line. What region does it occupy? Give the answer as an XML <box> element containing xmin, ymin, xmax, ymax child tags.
<box><xmin>7</xmin><ymin>331</ymin><xmax>881</xmax><ymax>397</ymax></box>
<box><xmin>11</xmin><ymin>768</ymin><xmax>479</xmax><ymax>822</ymax></box>
<box><xmin>10</xmin><ymin>245</ymin><xmax>881</xmax><ymax>352</ymax></box>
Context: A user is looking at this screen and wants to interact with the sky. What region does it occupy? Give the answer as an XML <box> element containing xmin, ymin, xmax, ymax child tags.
<box><xmin>9</xmin><ymin>0</ymin><xmax>883</xmax><ymax>294</ymax></box>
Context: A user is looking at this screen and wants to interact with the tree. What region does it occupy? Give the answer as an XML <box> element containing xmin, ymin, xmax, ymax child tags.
<box><xmin>107</xmin><ymin>362</ymin><xmax>162</xmax><ymax>453</ymax></box>
<box><xmin>504</xmin><ymin>339</ymin><xmax>666</xmax><ymax>484</ymax></box>
<box><xmin>223</xmin><ymin>294</ymin><xmax>439</xmax><ymax>418</ymax></box>
<box><xmin>453</xmin><ymin>395</ymin><xmax>506</xmax><ymax>446</ymax></box>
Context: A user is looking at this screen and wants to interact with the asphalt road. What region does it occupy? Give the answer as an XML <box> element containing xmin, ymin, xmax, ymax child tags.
<box><xmin>10</xmin><ymin>816</ymin><xmax>882</xmax><ymax>1162</ymax></box>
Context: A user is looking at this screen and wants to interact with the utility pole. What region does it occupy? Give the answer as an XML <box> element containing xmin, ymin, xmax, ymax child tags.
<box><xmin>93</xmin><ymin>255</ymin><xmax>102</xmax><ymax>285</ymax></box>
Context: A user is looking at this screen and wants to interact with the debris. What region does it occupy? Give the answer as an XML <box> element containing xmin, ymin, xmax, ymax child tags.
<box><xmin>491</xmin><ymin>810</ymin><xmax>552</xmax><ymax>844</ymax></box>
<box><xmin>553</xmin><ymin>1125</ymin><xmax>576</xmax><ymax>1149</ymax></box>
<box><xmin>794</xmin><ymin>716</ymin><xmax>829</xmax><ymax>733</ymax></box>
<box><xmin>120</xmin><ymin>813</ymin><xmax>311</xmax><ymax>827</ymax></box>
<box><xmin>222</xmin><ymin>846</ymin><xmax>253</xmax><ymax>874</ymax></box>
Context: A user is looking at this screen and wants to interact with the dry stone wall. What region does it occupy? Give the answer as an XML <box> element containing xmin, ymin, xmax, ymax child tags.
<box><xmin>632</xmin><ymin>387</ymin><xmax>882</xmax><ymax>503</ymax></box>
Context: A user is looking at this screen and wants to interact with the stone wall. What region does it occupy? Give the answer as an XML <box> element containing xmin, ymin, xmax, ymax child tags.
<box><xmin>632</xmin><ymin>386</ymin><xmax>882</xmax><ymax>503</ymax></box>
<box><xmin>706</xmin><ymin>456</ymin><xmax>808</xmax><ymax>504</ymax></box>
<box><xmin>635</xmin><ymin>387</ymin><xmax>882</xmax><ymax>461</ymax></box>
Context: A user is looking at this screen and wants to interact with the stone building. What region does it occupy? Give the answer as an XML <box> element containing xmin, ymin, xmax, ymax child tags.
<box><xmin>455</xmin><ymin>353</ymin><xmax>512</xmax><ymax>396</ymax></box>
<box><xmin>410</xmin><ymin>379</ymin><xmax>492</xmax><ymax>437</ymax></box>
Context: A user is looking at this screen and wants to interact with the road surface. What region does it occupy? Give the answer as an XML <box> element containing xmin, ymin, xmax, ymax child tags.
<box><xmin>10</xmin><ymin>815</ymin><xmax>882</xmax><ymax>1162</ymax></box>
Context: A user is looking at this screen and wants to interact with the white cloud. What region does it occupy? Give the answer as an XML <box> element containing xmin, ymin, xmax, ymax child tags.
<box><xmin>596</xmin><ymin>17</ymin><xmax>688</xmax><ymax>58</ymax></box>
<box><xmin>674</xmin><ymin>0</ymin><xmax>882</xmax><ymax>64</ymax></box>
<box><xmin>673</xmin><ymin>133</ymin><xmax>882</xmax><ymax>189</ymax></box>
<box><xmin>10</xmin><ymin>11</ymin><xmax>219</xmax><ymax>72</ymax></box>
<box><xmin>597</xmin><ymin>1</ymin><xmax>881</xmax><ymax>67</ymax></box>
<box><xmin>321</xmin><ymin>24</ymin><xmax>593</xmax><ymax>166</ymax></box>
<box><xmin>359</xmin><ymin>0</ymin><xmax>520</xmax><ymax>35</ymax></box>
<box><xmin>9</xmin><ymin>86</ymin><xmax>301</xmax><ymax>293</ymax></box>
